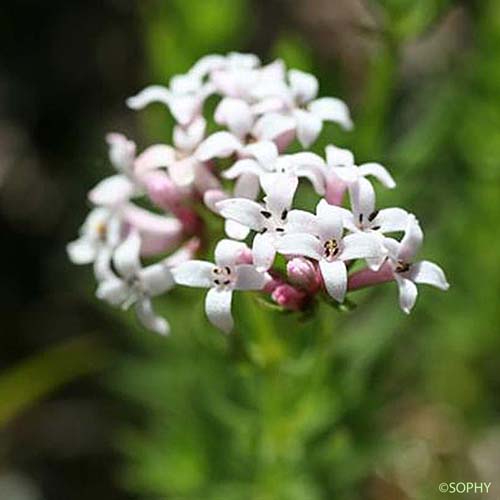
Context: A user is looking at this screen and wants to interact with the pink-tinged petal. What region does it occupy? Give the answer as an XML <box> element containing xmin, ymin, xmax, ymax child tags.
<box><xmin>252</xmin><ymin>233</ymin><xmax>276</xmax><ymax>271</ymax></box>
<box><xmin>398</xmin><ymin>214</ymin><xmax>423</xmax><ymax>262</ymax></box>
<box><xmin>358</xmin><ymin>162</ymin><xmax>395</xmax><ymax>188</ymax></box>
<box><xmin>142</xmin><ymin>171</ymin><xmax>184</xmax><ymax>210</ymax></box>
<box><xmin>274</xmin><ymin>128</ymin><xmax>296</xmax><ymax>153</ymax></box>
<box><xmin>348</xmin><ymin>262</ymin><xmax>395</xmax><ymax>291</ymax></box>
<box><xmin>139</xmin><ymin>262</ymin><xmax>175</xmax><ymax>296</ymax></box>
<box><xmin>349</xmin><ymin>177</ymin><xmax>376</xmax><ymax>220</ymax></box>
<box><xmin>271</xmin><ymin>284</ymin><xmax>307</xmax><ymax>311</ymax></box>
<box><xmin>88</xmin><ymin>175</ymin><xmax>135</xmax><ymax>206</ymax></box>
<box><xmin>287</xmin><ymin>209</ymin><xmax>318</xmax><ymax>234</ymax></box>
<box><xmin>325</xmin><ymin>177</ymin><xmax>348</xmax><ymax>206</ymax></box>
<box><xmin>287</xmin><ymin>257</ymin><xmax>321</xmax><ymax>292</ymax></box>
<box><xmin>169</xmin><ymin>158</ymin><xmax>195</xmax><ymax>186</ymax></box>
<box><xmin>134</xmin><ymin>145</ymin><xmax>175</xmax><ymax>178</ymax></box>
<box><xmin>374</xmin><ymin>208</ymin><xmax>408</xmax><ymax>233</ymax></box>
<box><xmin>288</xmin><ymin>69</ymin><xmax>318</xmax><ymax>103</ymax></box>
<box><xmin>162</xmin><ymin>237</ymin><xmax>200</xmax><ymax>267</ymax></box>
<box><xmin>294</xmin><ymin>109</ymin><xmax>322</xmax><ymax>147</ymax></box>
<box><xmin>223</xmin><ymin>159</ymin><xmax>264</xmax><ymax>179</ymax></box>
<box><xmin>67</xmin><ymin>238</ymin><xmax>97</xmax><ymax>265</ymax></box>
<box><xmin>193</xmin><ymin>162</ymin><xmax>221</xmax><ymax>193</ymax></box>
<box><xmin>409</xmin><ymin>260</ymin><xmax>449</xmax><ymax>290</ymax></box>
<box><xmin>124</xmin><ymin>205</ymin><xmax>182</xmax><ymax>235</ymax></box>
<box><xmin>114</xmin><ymin>230</ymin><xmax>141</xmax><ymax>279</ymax></box>
<box><xmin>216</xmin><ymin>198</ymin><xmax>264</xmax><ymax>231</ymax></box>
<box><xmin>172</xmin><ymin>260</ymin><xmax>214</xmax><ymax>288</ymax></box>
<box><xmin>205</xmin><ymin>288</ymin><xmax>234</xmax><ymax>333</ymax></box>
<box><xmin>215</xmin><ymin>239</ymin><xmax>248</xmax><ymax>267</ymax></box>
<box><xmin>96</xmin><ymin>277</ymin><xmax>129</xmax><ymax>306</ymax></box>
<box><xmin>214</xmin><ymin>97</ymin><xmax>253</xmax><ymax>138</ymax></box>
<box><xmin>395</xmin><ymin>275</ymin><xmax>418</xmax><ymax>314</ymax></box>
<box><xmin>277</xmin><ymin>233</ymin><xmax>323</xmax><ymax>260</ymax></box>
<box><xmin>308</xmin><ymin>97</ymin><xmax>353</xmax><ymax>130</ymax></box>
<box><xmin>241</xmin><ymin>140</ymin><xmax>278</xmax><ymax>166</ymax></box>
<box><xmin>139</xmin><ymin>232</ymin><xmax>181</xmax><ymax>257</ymax></box>
<box><xmin>106</xmin><ymin>133</ymin><xmax>136</xmax><ymax>171</ymax></box>
<box><xmin>316</xmin><ymin>199</ymin><xmax>344</xmax><ymax>242</ymax></box>
<box><xmin>135</xmin><ymin>298</ymin><xmax>170</xmax><ymax>335</ymax></box>
<box><xmin>252</xmin><ymin>113</ymin><xmax>296</xmax><ymax>142</ymax></box>
<box><xmin>195</xmin><ymin>131</ymin><xmax>242</xmax><ymax>161</ymax></box>
<box><xmin>325</xmin><ymin>145</ymin><xmax>355</xmax><ymax>168</ymax></box>
<box><xmin>251</xmin><ymin>96</ymin><xmax>287</xmax><ymax>115</ymax></box>
<box><xmin>341</xmin><ymin>233</ymin><xmax>384</xmax><ymax>262</ymax></box>
<box><xmin>126</xmin><ymin>85</ymin><xmax>171</xmax><ymax>110</ymax></box>
<box><xmin>261</xmin><ymin>173</ymin><xmax>298</xmax><ymax>213</ymax></box>
<box><xmin>173</xmin><ymin>116</ymin><xmax>206</xmax><ymax>152</ymax></box>
<box><xmin>234</xmin><ymin>172</ymin><xmax>260</xmax><ymax>200</ymax></box>
<box><xmin>234</xmin><ymin>265</ymin><xmax>266</xmax><ymax>290</ymax></box>
<box><xmin>225</xmin><ymin>220</ymin><xmax>250</xmax><ymax>240</ymax></box>
<box><xmin>168</xmin><ymin>94</ymin><xmax>202</xmax><ymax>126</ymax></box>
<box><xmin>204</xmin><ymin>189</ymin><xmax>228</xmax><ymax>212</ymax></box>
<box><xmin>190</xmin><ymin>54</ymin><xmax>226</xmax><ymax>77</ymax></box>
<box><xmin>319</xmin><ymin>259</ymin><xmax>348</xmax><ymax>302</ymax></box>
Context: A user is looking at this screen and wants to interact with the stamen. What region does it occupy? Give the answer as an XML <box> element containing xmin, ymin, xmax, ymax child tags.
<box><xmin>371</xmin><ymin>225</ymin><xmax>381</xmax><ymax>231</ymax></box>
<box><xmin>214</xmin><ymin>279</ymin><xmax>220</xmax><ymax>285</ymax></box>
<box><xmin>359</xmin><ymin>213</ymin><xmax>363</xmax><ymax>224</ymax></box>
<box><xmin>368</xmin><ymin>210</ymin><xmax>379</xmax><ymax>222</ymax></box>
<box><xmin>260</xmin><ymin>210</ymin><xmax>272</xmax><ymax>219</ymax></box>
<box><xmin>224</xmin><ymin>266</ymin><xmax>231</xmax><ymax>274</ymax></box>
<box><xmin>281</xmin><ymin>209</ymin><xmax>288</xmax><ymax>221</ymax></box>
<box><xmin>275</xmin><ymin>227</ymin><xmax>285</xmax><ymax>233</ymax></box>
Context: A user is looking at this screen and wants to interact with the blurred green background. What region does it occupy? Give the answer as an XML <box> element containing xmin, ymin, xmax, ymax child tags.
<box><xmin>1</xmin><ymin>1</ymin><xmax>499</xmax><ymax>499</ymax></box>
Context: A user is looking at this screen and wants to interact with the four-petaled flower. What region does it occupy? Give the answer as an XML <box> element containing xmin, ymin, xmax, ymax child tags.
<box><xmin>172</xmin><ymin>240</ymin><xmax>267</xmax><ymax>333</ymax></box>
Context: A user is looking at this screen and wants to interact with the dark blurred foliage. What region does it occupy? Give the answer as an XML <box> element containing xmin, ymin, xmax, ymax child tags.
<box><xmin>1</xmin><ymin>1</ymin><xmax>500</xmax><ymax>499</ymax></box>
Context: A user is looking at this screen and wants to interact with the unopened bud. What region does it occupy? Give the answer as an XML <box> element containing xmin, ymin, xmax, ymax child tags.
<box><xmin>287</xmin><ymin>257</ymin><xmax>321</xmax><ymax>292</ymax></box>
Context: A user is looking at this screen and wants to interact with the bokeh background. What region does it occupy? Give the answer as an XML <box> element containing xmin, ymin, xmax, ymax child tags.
<box><xmin>1</xmin><ymin>1</ymin><xmax>500</xmax><ymax>499</ymax></box>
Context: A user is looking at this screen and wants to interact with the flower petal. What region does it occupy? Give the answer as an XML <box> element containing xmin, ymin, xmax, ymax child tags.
<box><xmin>242</xmin><ymin>140</ymin><xmax>278</xmax><ymax>166</ymax></box>
<box><xmin>126</xmin><ymin>85</ymin><xmax>171</xmax><ymax>110</ymax></box>
<box><xmin>261</xmin><ymin>173</ymin><xmax>298</xmax><ymax>214</ymax></box>
<box><xmin>169</xmin><ymin>158</ymin><xmax>195</xmax><ymax>186</ymax></box>
<box><xmin>96</xmin><ymin>277</ymin><xmax>129</xmax><ymax>306</ymax></box>
<box><xmin>398</xmin><ymin>214</ymin><xmax>423</xmax><ymax>262</ymax></box>
<box><xmin>214</xmin><ymin>97</ymin><xmax>253</xmax><ymax>138</ymax></box>
<box><xmin>114</xmin><ymin>230</ymin><xmax>142</xmax><ymax>279</ymax></box>
<box><xmin>252</xmin><ymin>233</ymin><xmax>276</xmax><ymax>271</ymax></box>
<box><xmin>395</xmin><ymin>275</ymin><xmax>418</xmax><ymax>314</ymax></box>
<box><xmin>173</xmin><ymin>116</ymin><xmax>206</xmax><ymax>152</ymax></box>
<box><xmin>139</xmin><ymin>262</ymin><xmax>175</xmax><ymax>296</ymax></box>
<box><xmin>225</xmin><ymin>220</ymin><xmax>250</xmax><ymax>240</ymax></box>
<box><xmin>373</xmin><ymin>208</ymin><xmax>408</xmax><ymax>233</ymax></box>
<box><xmin>205</xmin><ymin>288</ymin><xmax>234</xmax><ymax>334</ymax></box>
<box><xmin>106</xmin><ymin>133</ymin><xmax>136</xmax><ymax>172</ymax></box>
<box><xmin>286</xmin><ymin>209</ymin><xmax>318</xmax><ymax>234</ymax></box>
<box><xmin>172</xmin><ymin>260</ymin><xmax>214</xmax><ymax>288</ymax></box>
<box><xmin>134</xmin><ymin>145</ymin><xmax>175</xmax><ymax>178</ymax></box>
<box><xmin>325</xmin><ymin>145</ymin><xmax>355</xmax><ymax>168</ymax></box>
<box><xmin>223</xmin><ymin>159</ymin><xmax>264</xmax><ymax>179</ymax></box>
<box><xmin>216</xmin><ymin>198</ymin><xmax>264</xmax><ymax>231</ymax></box>
<box><xmin>359</xmin><ymin>162</ymin><xmax>396</xmax><ymax>188</ymax></box>
<box><xmin>135</xmin><ymin>298</ymin><xmax>170</xmax><ymax>335</ymax></box>
<box><xmin>235</xmin><ymin>265</ymin><xmax>266</xmax><ymax>290</ymax></box>
<box><xmin>215</xmin><ymin>239</ymin><xmax>248</xmax><ymax>266</ymax></box>
<box><xmin>252</xmin><ymin>113</ymin><xmax>296</xmax><ymax>142</ymax></box>
<box><xmin>234</xmin><ymin>172</ymin><xmax>260</xmax><ymax>200</ymax></box>
<box><xmin>195</xmin><ymin>131</ymin><xmax>242</xmax><ymax>161</ymax></box>
<box><xmin>289</xmin><ymin>69</ymin><xmax>318</xmax><ymax>103</ymax></box>
<box><xmin>341</xmin><ymin>233</ymin><xmax>384</xmax><ymax>261</ymax></box>
<box><xmin>277</xmin><ymin>233</ymin><xmax>323</xmax><ymax>260</ymax></box>
<box><xmin>316</xmin><ymin>199</ymin><xmax>344</xmax><ymax>242</ymax></box>
<box><xmin>409</xmin><ymin>260</ymin><xmax>450</xmax><ymax>290</ymax></box>
<box><xmin>294</xmin><ymin>109</ymin><xmax>322</xmax><ymax>147</ymax></box>
<box><xmin>67</xmin><ymin>238</ymin><xmax>97</xmax><ymax>264</ymax></box>
<box><xmin>88</xmin><ymin>175</ymin><xmax>135</xmax><ymax>206</ymax></box>
<box><xmin>349</xmin><ymin>177</ymin><xmax>376</xmax><ymax>221</ymax></box>
<box><xmin>308</xmin><ymin>97</ymin><xmax>353</xmax><ymax>130</ymax></box>
<box><xmin>319</xmin><ymin>259</ymin><xmax>348</xmax><ymax>302</ymax></box>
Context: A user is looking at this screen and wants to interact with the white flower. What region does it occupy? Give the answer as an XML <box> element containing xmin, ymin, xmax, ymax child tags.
<box><xmin>172</xmin><ymin>239</ymin><xmax>267</xmax><ymax>333</ymax></box>
<box><xmin>253</xmin><ymin>69</ymin><xmax>353</xmax><ymax>147</ymax></box>
<box><xmin>216</xmin><ymin>173</ymin><xmax>316</xmax><ymax>270</ymax></box>
<box><xmin>96</xmin><ymin>230</ymin><xmax>175</xmax><ymax>335</ymax></box>
<box><xmin>384</xmin><ymin>215</ymin><xmax>449</xmax><ymax>313</ymax></box>
<box><xmin>277</xmin><ymin>199</ymin><xmax>385</xmax><ymax>303</ymax></box>
<box><xmin>223</xmin><ymin>141</ymin><xmax>326</xmax><ymax>195</ymax></box>
<box><xmin>67</xmin><ymin>207</ymin><xmax>122</xmax><ymax>280</ymax></box>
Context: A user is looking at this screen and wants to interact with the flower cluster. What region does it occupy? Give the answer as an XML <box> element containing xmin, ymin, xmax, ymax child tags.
<box><xmin>68</xmin><ymin>52</ymin><xmax>449</xmax><ymax>335</ymax></box>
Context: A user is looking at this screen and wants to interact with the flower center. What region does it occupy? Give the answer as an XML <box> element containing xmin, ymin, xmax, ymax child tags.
<box><xmin>212</xmin><ymin>266</ymin><xmax>234</xmax><ymax>287</ymax></box>
<box><xmin>259</xmin><ymin>208</ymin><xmax>288</xmax><ymax>235</ymax></box>
<box><xmin>323</xmin><ymin>239</ymin><xmax>340</xmax><ymax>260</ymax></box>
<box><xmin>96</xmin><ymin>222</ymin><xmax>107</xmax><ymax>241</ymax></box>
<box><xmin>395</xmin><ymin>260</ymin><xmax>411</xmax><ymax>273</ymax></box>
<box><xmin>357</xmin><ymin>211</ymin><xmax>381</xmax><ymax>231</ymax></box>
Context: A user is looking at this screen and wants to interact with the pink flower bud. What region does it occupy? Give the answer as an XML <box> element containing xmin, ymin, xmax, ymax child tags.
<box><xmin>348</xmin><ymin>262</ymin><xmax>394</xmax><ymax>291</ymax></box>
<box><xmin>287</xmin><ymin>257</ymin><xmax>321</xmax><ymax>292</ymax></box>
<box><xmin>325</xmin><ymin>177</ymin><xmax>347</xmax><ymax>206</ymax></box>
<box><xmin>271</xmin><ymin>283</ymin><xmax>308</xmax><ymax>311</ymax></box>
<box><xmin>143</xmin><ymin>171</ymin><xmax>183</xmax><ymax>210</ymax></box>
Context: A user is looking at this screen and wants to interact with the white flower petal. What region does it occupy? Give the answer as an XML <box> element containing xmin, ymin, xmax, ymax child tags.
<box><xmin>235</xmin><ymin>265</ymin><xmax>266</xmax><ymax>290</ymax></box>
<box><xmin>294</xmin><ymin>109</ymin><xmax>322</xmax><ymax>147</ymax></box>
<box><xmin>289</xmin><ymin>69</ymin><xmax>318</xmax><ymax>103</ymax></box>
<box><xmin>114</xmin><ymin>230</ymin><xmax>142</xmax><ymax>279</ymax></box>
<box><xmin>374</xmin><ymin>208</ymin><xmax>408</xmax><ymax>233</ymax></box>
<box><xmin>134</xmin><ymin>145</ymin><xmax>175</xmax><ymax>177</ymax></box>
<box><xmin>173</xmin><ymin>116</ymin><xmax>206</xmax><ymax>152</ymax></box>
<box><xmin>204</xmin><ymin>189</ymin><xmax>228</xmax><ymax>212</ymax></box>
<box><xmin>252</xmin><ymin>113</ymin><xmax>295</xmax><ymax>142</ymax></box>
<box><xmin>234</xmin><ymin>172</ymin><xmax>260</xmax><ymax>200</ymax></box>
<box><xmin>316</xmin><ymin>199</ymin><xmax>344</xmax><ymax>242</ymax></box>
<box><xmin>319</xmin><ymin>259</ymin><xmax>348</xmax><ymax>302</ymax></box>
<box><xmin>287</xmin><ymin>209</ymin><xmax>318</xmax><ymax>234</ymax></box>
<box><xmin>168</xmin><ymin>94</ymin><xmax>202</xmax><ymax>126</ymax></box>
<box><xmin>395</xmin><ymin>275</ymin><xmax>418</xmax><ymax>314</ymax></box>
<box><xmin>193</xmin><ymin>162</ymin><xmax>221</xmax><ymax>192</ymax></box>
<box><xmin>225</xmin><ymin>219</ymin><xmax>250</xmax><ymax>240</ymax></box>
<box><xmin>215</xmin><ymin>239</ymin><xmax>247</xmax><ymax>266</ymax></box>
<box><xmin>325</xmin><ymin>145</ymin><xmax>355</xmax><ymax>168</ymax></box>
<box><xmin>261</xmin><ymin>173</ymin><xmax>298</xmax><ymax>214</ymax></box>
<box><xmin>106</xmin><ymin>133</ymin><xmax>136</xmax><ymax>172</ymax></box>
<box><xmin>96</xmin><ymin>277</ymin><xmax>129</xmax><ymax>306</ymax></box>
<box><xmin>214</xmin><ymin>97</ymin><xmax>253</xmax><ymax>138</ymax></box>
<box><xmin>195</xmin><ymin>131</ymin><xmax>242</xmax><ymax>161</ymax></box>
<box><xmin>67</xmin><ymin>238</ymin><xmax>97</xmax><ymax>264</ymax></box>
<box><xmin>93</xmin><ymin>247</ymin><xmax>114</xmax><ymax>282</ymax></box>
<box><xmin>126</xmin><ymin>85</ymin><xmax>171</xmax><ymax>110</ymax></box>
<box><xmin>242</xmin><ymin>140</ymin><xmax>278</xmax><ymax>166</ymax></box>
<box><xmin>409</xmin><ymin>260</ymin><xmax>449</xmax><ymax>290</ymax></box>
<box><xmin>169</xmin><ymin>158</ymin><xmax>195</xmax><ymax>186</ymax></box>
<box><xmin>205</xmin><ymin>288</ymin><xmax>234</xmax><ymax>334</ymax></box>
<box><xmin>308</xmin><ymin>97</ymin><xmax>353</xmax><ymax>130</ymax></box>
<box><xmin>252</xmin><ymin>233</ymin><xmax>276</xmax><ymax>271</ymax></box>
<box><xmin>341</xmin><ymin>233</ymin><xmax>384</xmax><ymax>261</ymax></box>
<box><xmin>135</xmin><ymin>298</ymin><xmax>170</xmax><ymax>335</ymax></box>
<box><xmin>139</xmin><ymin>262</ymin><xmax>175</xmax><ymax>296</ymax></box>
<box><xmin>172</xmin><ymin>260</ymin><xmax>214</xmax><ymax>288</ymax></box>
<box><xmin>398</xmin><ymin>214</ymin><xmax>423</xmax><ymax>262</ymax></box>
<box><xmin>88</xmin><ymin>175</ymin><xmax>135</xmax><ymax>206</ymax></box>
<box><xmin>216</xmin><ymin>198</ymin><xmax>264</xmax><ymax>231</ymax></box>
<box><xmin>223</xmin><ymin>159</ymin><xmax>264</xmax><ymax>179</ymax></box>
<box><xmin>349</xmin><ymin>177</ymin><xmax>376</xmax><ymax>220</ymax></box>
<box><xmin>277</xmin><ymin>233</ymin><xmax>323</xmax><ymax>260</ymax></box>
<box><xmin>359</xmin><ymin>162</ymin><xmax>396</xmax><ymax>188</ymax></box>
